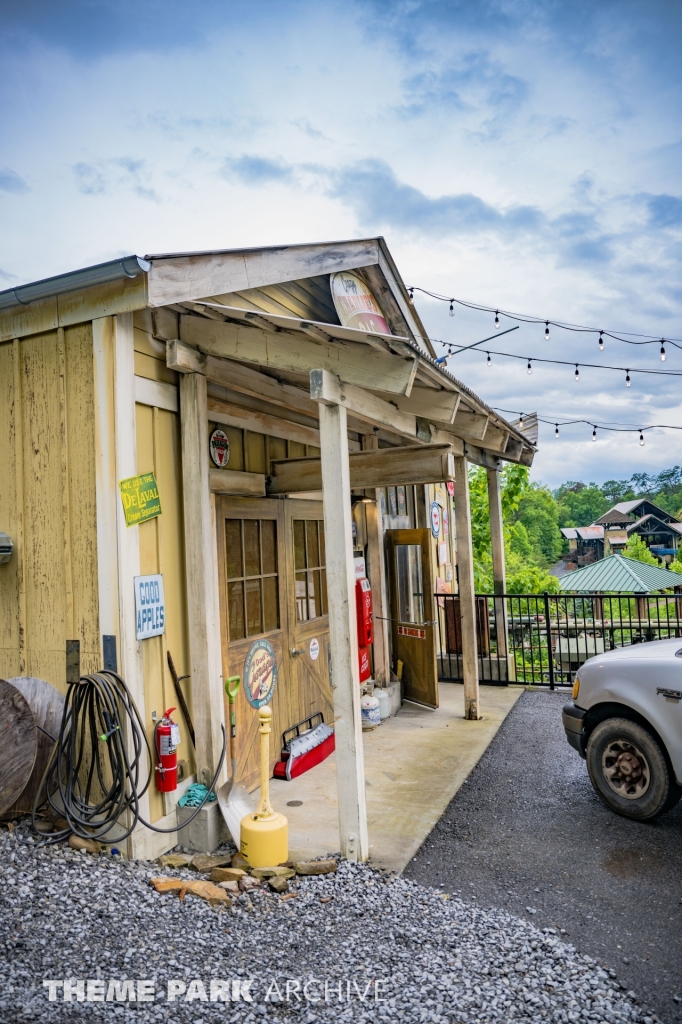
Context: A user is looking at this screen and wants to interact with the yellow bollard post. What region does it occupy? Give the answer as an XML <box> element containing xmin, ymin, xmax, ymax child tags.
<box><xmin>239</xmin><ymin>705</ymin><xmax>288</xmax><ymax>867</ymax></box>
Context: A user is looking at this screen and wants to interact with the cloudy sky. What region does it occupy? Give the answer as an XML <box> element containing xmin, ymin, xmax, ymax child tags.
<box><xmin>2</xmin><ymin>0</ymin><xmax>681</xmax><ymax>489</ymax></box>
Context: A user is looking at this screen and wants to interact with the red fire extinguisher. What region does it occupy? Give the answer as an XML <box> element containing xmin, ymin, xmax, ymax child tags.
<box><xmin>154</xmin><ymin>707</ymin><xmax>181</xmax><ymax>792</ymax></box>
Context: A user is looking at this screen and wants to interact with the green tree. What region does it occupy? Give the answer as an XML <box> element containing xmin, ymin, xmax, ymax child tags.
<box><xmin>467</xmin><ymin>465</ymin><xmax>560</xmax><ymax>593</ymax></box>
<box><xmin>555</xmin><ymin>482</ymin><xmax>609</xmax><ymax>528</ymax></box>
<box><xmin>600</xmin><ymin>479</ymin><xmax>635</xmax><ymax>504</ymax></box>
<box><xmin>516</xmin><ymin>484</ymin><xmax>563</xmax><ymax>565</ymax></box>
<box><xmin>623</xmin><ymin>534</ymin><xmax>659</xmax><ymax>566</ymax></box>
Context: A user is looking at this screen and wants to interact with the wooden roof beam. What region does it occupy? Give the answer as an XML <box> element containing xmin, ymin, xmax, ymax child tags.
<box><xmin>268</xmin><ymin>443</ymin><xmax>460</xmax><ymax>494</ymax></box>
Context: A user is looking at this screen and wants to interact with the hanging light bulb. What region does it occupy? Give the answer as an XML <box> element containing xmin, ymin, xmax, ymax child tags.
<box><xmin>527</xmin><ymin>359</ymin><xmax>532</xmax><ymax>375</ymax></box>
<box><xmin>639</xmin><ymin>431</ymin><xmax>645</xmax><ymax>446</ymax></box>
<box><xmin>592</xmin><ymin>426</ymin><xmax>597</xmax><ymax>442</ymax></box>
<box><xmin>625</xmin><ymin>370</ymin><xmax>631</xmax><ymax>387</ymax></box>
<box><xmin>599</xmin><ymin>331</ymin><xmax>604</xmax><ymax>351</ymax></box>
<box><xmin>660</xmin><ymin>341</ymin><xmax>666</xmax><ymax>362</ymax></box>
<box><xmin>555</xmin><ymin>424</ymin><xmax>559</xmax><ymax>438</ymax></box>
<box><xmin>449</xmin><ymin>300</ymin><xmax>455</xmax><ymax>317</ymax></box>
<box><xmin>519</xmin><ymin>412</ymin><xmax>524</xmax><ymax>423</ymax></box>
<box><xmin>494</xmin><ymin>311</ymin><xmax>500</xmax><ymax>329</ymax></box>
<box><xmin>408</xmin><ymin>287</ymin><xmax>414</xmax><ymax>302</ymax></box>
<box><xmin>574</xmin><ymin>364</ymin><xmax>580</xmax><ymax>381</ymax></box>
<box><xmin>545</xmin><ymin>321</ymin><xmax>550</xmax><ymax>340</ymax></box>
<box><xmin>486</xmin><ymin>351</ymin><xmax>492</xmax><ymax>367</ymax></box>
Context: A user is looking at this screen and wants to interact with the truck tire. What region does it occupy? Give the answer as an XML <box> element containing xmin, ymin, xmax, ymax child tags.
<box><xmin>586</xmin><ymin>717</ymin><xmax>679</xmax><ymax>821</ymax></box>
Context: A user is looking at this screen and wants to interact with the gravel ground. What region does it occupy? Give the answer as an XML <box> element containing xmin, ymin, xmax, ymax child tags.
<box><xmin>406</xmin><ymin>689</ymin><xmax>682</xmax><ymax>1024</ymax></box>
<box><xmin>1</xmin><ymin>826</ymin><xmax>649</xmax><ymax>1024</ymax></box>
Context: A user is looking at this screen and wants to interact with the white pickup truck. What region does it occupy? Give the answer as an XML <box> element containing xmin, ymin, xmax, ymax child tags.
<box><xmin>562</xmin><ymin>636</ymin><xmax>682</xmax><ymax>820</ymax></box>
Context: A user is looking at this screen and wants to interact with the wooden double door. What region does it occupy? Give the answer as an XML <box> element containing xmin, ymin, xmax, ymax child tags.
<box><xmin>216</xmin><ymin>496</ymin><xmax>333</xmax><ymax>790</ymax></box>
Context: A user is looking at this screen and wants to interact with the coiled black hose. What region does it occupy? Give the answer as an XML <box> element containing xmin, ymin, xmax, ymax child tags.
<box><xmin>30</xmin><ymin>670</ymin><xmax>225</xmax><ymax>846</ymax></box>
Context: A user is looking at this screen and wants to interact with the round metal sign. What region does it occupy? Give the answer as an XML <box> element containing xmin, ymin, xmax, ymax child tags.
<box><xmin>330</xmin><ymin>271</ymin><xmax>391</xmax><ymax>335</ymax></box>
<box><xmin>243</xmin><ymin>639</ymin><xmax>278</xmax><ymax>709</ymax></box>
<box><xmin>430</xmin><ymin>501</ymin><xmax>441</xmax><ymax>538</ymax></box>
<box><xmin>209</xmin><ymin>427</ymin><xmax>230</xmax><ymax>468</ymax></box>
<box><xmin>309</xmin><ymin>637</ymin><xmax>320</xmax><ymax>661</ymax></box>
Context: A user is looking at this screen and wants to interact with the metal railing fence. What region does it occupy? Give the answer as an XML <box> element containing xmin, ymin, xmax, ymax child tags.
<box><xmin>435</xmin><ymin>591</ymin><xmax>682</xmax><ymax>689</ymax></box>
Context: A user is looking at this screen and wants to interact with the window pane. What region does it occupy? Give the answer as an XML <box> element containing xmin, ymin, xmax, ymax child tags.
<box><xmin>225</xmin><ymin>520</ymin><xmax>242</xmax><ymax>580</ymax></box>
<box><xmin>318</xmin><ymin>521</ymin><xmax>325</xmax><ymax>567</ymax></box>
<box><xmin>245</xmin><ymin>578</ymin><xmax>262</xmax><ymax>636</ymax></box>
<box><xmin>243</xmin><ymin>520</ymin><xmax>260</xmax><ymax>577</ymax></box>
<box><xmin>320</xmin><ymin>568</ymin><xmax>328</xmax><ymax>615</ymax></box>
<box><xmin>308</xmin><ymin>569</ymin><xmax>322</xmax><ymax>620</ymax></box>
<box><xmin>228</xmin><ymin>581</ymin><xmax>245</xmax><ymax>640</ymax></box>
<box><xmin>294</xmin><ymin>520</ymin><xmax>306</xmax><ymax>571</ymax></box>
<box><xmin>261</xmin><ymin>520</ymin><xmax>277</xmax><ymax>575</ymax></box>
<box><xmin>396</xmin><ymin>544</ymin><xmax>425</xmax><ymax>624</ymax></box>
<box><xmin>306</xmin><ymin>520</ymin><xmax>320</xmax><ymax>568</ymax></box>
<box><xmin>263</xmin><ymin>576</ymin><xmax>279</xmax><ymax>632</ymax></box>
<box><xmin>295</xmin><ymin>573</ymin><xmax>308</xmax><ymax>621</ymax></box>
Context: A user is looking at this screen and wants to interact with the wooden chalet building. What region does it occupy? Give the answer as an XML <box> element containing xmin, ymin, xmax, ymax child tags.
<box><xmin>0</xmin><ymin>238</ymin><xmax>536</xmax><ymax>860</ymax></box>
<box><xmin>561</xmin><ymin>497</ymin><xmax>682</xmax><ymax>570</ymax></box>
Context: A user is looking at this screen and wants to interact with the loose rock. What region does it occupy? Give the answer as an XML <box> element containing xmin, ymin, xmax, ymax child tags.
<box><xmin>189</xmin><ymin>853</ymin><xmax>232</xmax><ymax>872</ymax></box>
<box><xmin>230</xmin><ymin>852</ymin><xmax>250</xmax><ymax>870</ymax></box>
<box><xmin>157</xmin><ymin>853</ymin><xmax>193</xmax><ymax>869</ymax></box>
<box><xmin>294</xmin><ymin>858</ymin><xmax>337</xmax><ymax>875</ymax></box>
<box><xmin>209</xmin><ymin>866</ymin><xmax>246</xmax><ymax>882</ymax></box>
<box><xmin>238</xmin><ymin>875</ymin><xmax>262</xmax><ymax>892</ymax></box>
<box><xmin>67</xmin><ymin>835</ymin><xmax>100</xmax><ymax>854</ymax></box>
<box><xmin>267</xmin><ymin>876</ymin><xmax>289</xmax><ymax>894</ymax></box>
<box><xmin>250</xmin><ymin>865</ymin><xmax>295</xmax><ymax>880</ymax></box>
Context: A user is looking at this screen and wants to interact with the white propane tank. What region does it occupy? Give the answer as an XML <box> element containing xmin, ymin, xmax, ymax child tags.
<box><xmin>360</xmin><ymin>694</ymin><xmax>381</xmax><ymax>730</ymax></box>
<box><xmin>375</xmin><ymin>688</ymin><xmax>391</xmax><ymax>720</ymax></box>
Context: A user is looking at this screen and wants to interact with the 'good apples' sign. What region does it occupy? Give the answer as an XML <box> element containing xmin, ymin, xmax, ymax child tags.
<box><xmin>134</xmin><ymin>574</ymin><xmax>165</xmax><ymax>640</ymax></box>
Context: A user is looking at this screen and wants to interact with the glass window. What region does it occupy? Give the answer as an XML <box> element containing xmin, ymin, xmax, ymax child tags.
<box><xmin>225</xmin><ymin>519</ymin><xmax>279</xmax><ymax>640</ymax></box>
<box><xmin>396</xmin><ymin>544</ymin><xmax>424</xmax><ymax>624</ymax></box>
<box><xmin>293</xmin><ymin>519</ymin><xmax>328</xmax><ymax>622</ymax></box>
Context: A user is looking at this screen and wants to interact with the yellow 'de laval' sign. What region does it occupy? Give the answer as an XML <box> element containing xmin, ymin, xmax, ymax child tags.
<box><xmin>119</xmin><ymin>472</ymin><xmax>162</xmax><ymax>527</ymax></box>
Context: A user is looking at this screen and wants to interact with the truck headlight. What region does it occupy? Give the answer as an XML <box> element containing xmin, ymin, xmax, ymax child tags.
<box><xmin>572</xmin><ymin>677</ymin><xmax>580</xmax><ymax>700</ymax></box>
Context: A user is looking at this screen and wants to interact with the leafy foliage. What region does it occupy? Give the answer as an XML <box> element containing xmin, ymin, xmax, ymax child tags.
<box><xmin>623</xmin><ymin>533</ymin><xmax>661</xmax><ymax>566</ymax></box>
<box><xmin>466</xmin><ymin>462</ymin><xmax>682</xmax><ymax>595</ymax></box>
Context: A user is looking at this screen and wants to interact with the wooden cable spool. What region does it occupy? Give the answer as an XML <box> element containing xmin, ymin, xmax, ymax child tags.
<box><xmin>0</xmin><ymin>676</ymin><xmax>65</xmax><ymax>819</ymax></box>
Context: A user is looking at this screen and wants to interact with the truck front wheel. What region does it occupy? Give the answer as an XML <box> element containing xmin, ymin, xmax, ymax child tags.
<box><xmin>585</xmin><ymin>718</ymin><xmax>680</xmax><ymax>821</ymax></box>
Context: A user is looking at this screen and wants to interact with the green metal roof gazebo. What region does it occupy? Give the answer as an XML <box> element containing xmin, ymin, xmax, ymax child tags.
<box><xmin>558</xmin><ymin>554</ymin><xmax>682</xmax><ymax>593</ymax></box>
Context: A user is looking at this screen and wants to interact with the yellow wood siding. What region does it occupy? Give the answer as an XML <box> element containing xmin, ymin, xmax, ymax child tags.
<box><xmin>0</xmin><ymin>327</ymin><xmax>99</xmax><ymax>689</ymax></box>
<box><xmin>135</xmin><ymin>401</ymin><xmax>192</xmax><ymax>822</ymax></box>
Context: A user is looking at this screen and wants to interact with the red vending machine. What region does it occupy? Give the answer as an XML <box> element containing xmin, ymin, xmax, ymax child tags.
<box><xmin>355</xmin><ymin>575</ymin><xmax>373</xmax><ymax>683</ymax></box>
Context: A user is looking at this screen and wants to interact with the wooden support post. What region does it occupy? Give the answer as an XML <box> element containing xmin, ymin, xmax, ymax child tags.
<box><xmin>486</xmin><ymin>467</ymin><xmax>509</xmax><ymax>668</ymax></box>
<box><xmin>93</xmin><ymin>313</ymin><xmax>151</xmax><ymax>855</ymax></box>
<box><xmin>362</xmin><ymin>434</ymin><xmax>390</xmax><ymax>687</ymax></box>
<box><xmin>453</xmin><ymin>456</ymin><xmax>480</xmax><ymax>719</ymax></box>
<box><xmin>179</xmin><ymin>372</ymin><xmax>226</xmax><ymax>790</ymax></box>
<box><xmin>315</xmin><ymin>377</ymin><xmax>368</xmax><ymax>862</ymax></box>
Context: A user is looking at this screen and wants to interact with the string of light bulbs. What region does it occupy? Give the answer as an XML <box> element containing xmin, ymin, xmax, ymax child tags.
<box><xmin>436</xmin><ymin>341</ymin><xmax>682</xmax><ymax>385</ymax></box>
<box><xmin>408</xmin><ymin>285</ymin><xmax>681</xmax><ymax>358</ymax></box>
<box><xmin>494</xmin><ymin>408</ymin><xmax>682</xmax><ymax>448</ymax></box>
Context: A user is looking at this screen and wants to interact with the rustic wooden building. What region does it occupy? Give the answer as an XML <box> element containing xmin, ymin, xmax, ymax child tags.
<box><xmin>0</xmin><ymin>238</ymin><xmax>536</xmax><ymax>860</ymax></box>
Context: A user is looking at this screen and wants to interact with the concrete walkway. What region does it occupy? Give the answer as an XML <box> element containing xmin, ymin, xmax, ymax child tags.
<box><xmin>270</xmin><ymin>682</ymin><xmax>524</xmax><ymax>872</ymax></box>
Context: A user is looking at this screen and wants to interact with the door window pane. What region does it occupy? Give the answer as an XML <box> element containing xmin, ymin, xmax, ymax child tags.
<box><xmin>228</xmin><ymin>581</ymin><xmax>245</xmax><ymax>640</ymax></box>
<box><xmin>295</xmin><ymin>574</ymin><xmax>309</xmax><ymax>621</ymax></box>
<box><xmin>293</xmin><ymin>520</ymin><xmax>327</xmax><ymax>622</ymax></box>
<box><xmin>226</xmin><ymin>520</ymin><xmax>243</xmax><ymax>580</ymax></box>
<box><xmin>261</xmin><ymin>520</ymin><xmax>277</xmax><ymax>575</ymax></box>
<box><xmin>306</xmin><ymin>520</ymin><xmax>320</xmax><ymax>568</ymax></box>
<box><xmin>294</xmin><ymin>520</ymin><xmax>306</xmax><ymax>571</ymax></box>
<box><xmin>225</xmin><ymin>518</ymin><xmax>278</xmax><ymax>640</ymax></box>
<box><xmin>263</xmin><ymin>576</ymin><xmax>279</xmax><ymax>632</ymax></box>
<box><xmin>243</xmin><ymin>520</ymin><xmax>260</xmax><ymax>577</ymax></box>
<box><xmin>245</xmin><ymin>579</ymin><xmax>262</xmax><ymax>635</ymax></box>
<box><xmin>396</xmin><ymin>544</ymin><xmax>425</xmax><ymax>624</ymax></box>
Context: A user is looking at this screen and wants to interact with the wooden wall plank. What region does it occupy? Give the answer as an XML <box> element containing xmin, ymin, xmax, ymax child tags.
<box><xmin>64</xmin><ymin>323</ymin><xmax>100</xmax><ymax>673</ymax></box>
<box><xmin>0</xmin><ymin>342</ymin><xmax>20</xmax><ymax>677</ymax></box>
